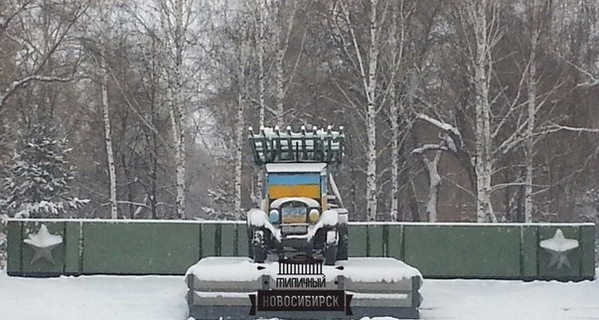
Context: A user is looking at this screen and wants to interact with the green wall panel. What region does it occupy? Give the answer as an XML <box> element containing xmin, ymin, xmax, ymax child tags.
<box><xmin>64</xmin><ymin>221</ymin><xmax>82</xmax><ymax>274</ymax></box>
<box><xmin>6</xmin><ymin>221</ymin><xmax>22</xmax><ymax>274</ymax></box>
<box><xmin>220</xmin><ymin>224</ymin><xmax>237</xmax><ymax>256</ymax></box>
<box><xmin>537</xmin><ymin>226</ymin><xmax>580</xmax><ymax>280</ymax></box>
<box><xmin>520</xmin><ymin>226</ymin><xmax>538</xmax><ymax>278</ymax></box>
<box><xmin>6</xmin><ymin>220</ymin><xmax>594</xmax><ymax>280</ymax></box>
<box><xmin>237</xmin><ymin>224</ymin><xmax>249</xmax><ymax>257</ymax></box>
<box><xmin>403</xmin><ymin>225</ymin><xmax>521</xmax><ymax>278</ymax></box>
<box><xmin>349</xmin><ymin>225</ymin><xmax>368</xmax><ymax>257</ymax></box>
<box><xmin>21</xmin><ymin>222</ymin><xmax>65</xmax><ymax>274</ymax></box>
<box><xmin>201</xmin><ymin>224</ymin><xmax>217</xmax><ymax>258</ymax></box>
<box><xmin>386</xmin><ymin>225</ymin><xmax>404</xmax><ymax>260</ymax></box>
<box><xmin>82</xmin><ymin>222</ymin><xmax>199</xmax><ymax>274</ymax></box>
<box><xmin>368</xmin><ymin>225</ymin><xmax>384</xmax><ymax>257</ymax></box>
<box><xmin>579</xmin><ymin>225</ymin><xmax>595</xmax><ymax>278</ymax></box>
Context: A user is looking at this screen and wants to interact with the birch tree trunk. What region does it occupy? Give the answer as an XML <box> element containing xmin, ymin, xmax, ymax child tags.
<box><xmin>170</xmin><ymin>85</ymin><xmax>186</xmax><ymax>219</ymax></box>
<box><xmin>92</xmin><ymin>5</ymin><xmax>118</xmax><ymax>219</ymax></box>
<box><xmin>390</xmin><ymin>84</ymin><xmax>399</xmax><ymax>222</ymax></box>
<box><xmin>334</xmin><ymin>0</ymin><xmax>382</xmax><ymax>221</ymax></box>
<box><xmin>257</xmin><ymin>2</ymin><xmax>265</xmax><ymax>127</ymax></box>
<box><xmin>389</xmin><ymin>2</ymin><xmax>398</xmax><ymax>222</ymax></box>
<box><xmin>234</xmin><ymin>116</ymin><xmax>243</xmax><ymax>219</ymax></box>
<box><xmin>100</xmin><ymin>50</ymin><xmax>118</xmax><ymax>219</ymax></box>
<box><xmin>469</xmin><ymin>0</ymin><xmax>496</xmax><ymax>223</ymax></box>
<box><xmin>524</xmin><ymin>12</ymin><xmax>540</xmax><ymax>223</ymax></box>
<box><xmin>254</xmin><ymin>0</ymin><xmax>266</xmax><ymax>207</ymax></box>
<box><xmin>172</xmin><ymin>0</ymin><xmax>186</xmax><ymax>219</ymax></box>
<box><xmin>365</xmin><ymin>0</ymin><xmax>379</xmax><ymax>221</ymax></box>
<box><xmin>274</xmin><ymin>33</ymin><xmax>284</xmax><ymax>128</ymax></box>
<box><xmin>272</xmin><ymin>1</ymin><xmax>296</xmax><ymax>128</ymax></box>
<box><xmin>234</xmin><ymin>29</ymin><xmax>248</xmax><ymax>220</ymax></box>
<box><xmin>389</xmin><ymin>0</ymin><xmax>406</xmax><ymax>222</ymax></box>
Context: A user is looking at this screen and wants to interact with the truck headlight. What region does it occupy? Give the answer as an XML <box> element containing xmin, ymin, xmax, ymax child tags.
<box><xmin>309</xmin><ymin>209</ymin><xmax>320</xmax><ymax>223</ymax></box>
<box><xmin>269</xmin><ymin>209</ymin><xmax>279</xmax><ymax>223</ymax></box>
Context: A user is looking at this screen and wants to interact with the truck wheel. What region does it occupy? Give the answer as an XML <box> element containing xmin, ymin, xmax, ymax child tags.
<box><xmin>253</xmin><ymin>245</ymin><xmax>267</xmax><ymax>263</ymax></box>
<box><xmin>336</xmin><ymin>224</ymin><xmax>348</xmax><ymax>260</ymax></box>
<box><xmin>251</xmin><ymin>230</ymin><xmax>267</xmax><ymax>263</ymax></box>
<box><xmin>337</xmin><ymin>234</ymin><xmax>348</xmax><ymax>260</ymax></box>
<box><xmin>324</xmin><ymin>245</ymin><xmax>337</xmax><ymax>266</ymax></box>
<box><xmin>247</xmin><ymin>228</ymin><xmax>254</xmax><ymax>259</ymax></box>
<box><xmin>247</xmin><ymin>239</ymin><xmax>254</xmax><ymax>259</ymax></box>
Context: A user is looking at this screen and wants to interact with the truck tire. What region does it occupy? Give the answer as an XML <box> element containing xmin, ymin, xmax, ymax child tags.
<box><xmin>337</xmin><ymin>224</ymin><xmax>348</xmax><ymax>260</ymax></box>
<box><xmin>324</xmin><ymin>245</ymin><xmax>337</xmax><ymax>266</ymax></box>
<box><xmin>253</xmin><ymin>245</ymin><xmax>267</xmax><ymax>263</ymax></box>
<box><xmin>251</xmin><ymin>229</ymin><xmax>267</xmax><ymax>263</ymax></box>
<box><xmin>247</xmin><ymin>228</ymin><xmax>254</xmax><ymax>259</ymax></box>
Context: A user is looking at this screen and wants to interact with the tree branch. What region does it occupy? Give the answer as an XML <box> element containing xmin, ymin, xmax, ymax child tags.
<box><xmin>545</xmin><ymin>123</ymin><xmax>599</xmax><ymax>134</ymax></box>
<box><xmin>0</xmin><ymin>75</ymin><xmax>75</xmax><ymax>110</ymax></box>
<box><xmin>411</xmin><ymin>144</ymin><xmax>448</xmax><ymax>155</ymax></box>
<box><xmin>562</xmin><ymin>57</ymin><xmax>599</xmax><ymax>87</ymax></box>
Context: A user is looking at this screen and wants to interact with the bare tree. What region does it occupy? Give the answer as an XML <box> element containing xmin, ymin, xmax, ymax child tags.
<box><xmin>84</xmin><ymin>3</ymin><xmax>119</xmax><ymax>220</ymax></box>
<box><xmin>271</xmin><ymin>1</ymin><xmax>297</xmax><ymax>127</ymax></box>
<box><xmin>523</xmin><ymin>0</ymin><xmax>545</xmax><ymax>222</ymax></box>
<box><xmin>234</xmin><ymin>27</ymin><xmax>250</xmax><ymax>220</ymax></box>
<box><xmin>97</xmin><ymin>47</ymin><xmax>118</xmax><ymax>219</ymax></box>
<box><xmin>140</xmin><ymin>0</ymin><xmax>200</xmax><ymax>219</ymax></box>
<box><xmin>0</xmin><ymin>0</ymin><xmax>89</xmax><ymax>112</ymax></box>
<box><xmin>171</xmin><ymin>0</ymin><xmax>188</xmax><ymax>219</ymax></box>
<box><xmin>411</xmin><ymin>145</ymin><xmax>443</xmax><ymax>222</ymax></box>
<box><xmin>253</xmin><ymin>0</ymin><xmax>266</xmax><ymax>127</ymax></box>
<box><xmin>388</xmin><ymin>0</ymin><xmax>410</xmax><ymax>221</ymax></box>
<box><xmin>454</xmin><ymin>0</ymin><xmax>504</xmax><ymax>222</ymax></box>
<box><xmin>331</xmin><ymin>0</ymin><xmax>386</xmax><ymax>221</ymax></box>
<box><xmin>248</xmin><ymin>0</ymin><xmax>299</xmax><ymax>126</ymax></box>
<box><xmin>411</xmin><ymin>112</ymin><xmax>470</xmax><ymax>222</ymax></box>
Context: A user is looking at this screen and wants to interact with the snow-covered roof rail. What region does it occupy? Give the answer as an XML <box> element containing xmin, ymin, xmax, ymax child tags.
<box><xmin>248</xmin><ymin>125</ymin><xmax>345</xmax><ymax>171</ymax></box>
<box><xmin>266</xmin><ymin>163</ymin><xmax>327</xmax><ymax>173</ymax></box>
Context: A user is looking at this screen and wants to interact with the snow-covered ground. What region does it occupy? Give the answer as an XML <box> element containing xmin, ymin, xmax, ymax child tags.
<box><xmin>0</xmin><ymin>269</ymin><xmax>597</xmax><ymax>320</ymax></box>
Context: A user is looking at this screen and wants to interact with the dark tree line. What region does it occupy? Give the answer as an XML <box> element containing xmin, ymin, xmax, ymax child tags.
<box><xmin>0</xmin><ymin>0</ymin><xmax>597</xmax><ymax>223</ymax></box>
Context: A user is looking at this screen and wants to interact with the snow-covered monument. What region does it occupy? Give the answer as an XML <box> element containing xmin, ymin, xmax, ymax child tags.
<box><xmin>185</xmin><ymin>125</ymin><xmax>423</xmax><ymax>319</ymax></box>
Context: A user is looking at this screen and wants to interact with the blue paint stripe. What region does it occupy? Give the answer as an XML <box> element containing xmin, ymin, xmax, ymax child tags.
<box><xmin>269</xmin><ymin>174</ymin><xmax>320</xmax><ymax>185</ymax></box>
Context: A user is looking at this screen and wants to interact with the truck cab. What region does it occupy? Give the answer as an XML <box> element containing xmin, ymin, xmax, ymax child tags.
<box><xmin>246</xmin><ymin>125</ymin><xmax>348</xmax><ymax>265</ymax></box>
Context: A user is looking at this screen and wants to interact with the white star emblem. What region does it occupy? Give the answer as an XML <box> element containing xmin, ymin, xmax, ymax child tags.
<box><xmin>539</xmin><ymin>229</ymin><xmax>579</xmax><ymax>270</ymax></box>
<box><xmin>23</xmin><ymin>224</ymin><xmax>63</xmax><ymax>265</ymax></box>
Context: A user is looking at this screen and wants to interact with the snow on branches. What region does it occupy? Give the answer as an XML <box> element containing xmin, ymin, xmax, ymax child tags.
<box><xmin>412</xmin><ymin>113</ymin><xmax>467</xmax><ymax>157</ymax></box>
<box><xmin>410</xmin><ymin>113</ymin><xmax>467</xmax><ymax>222</ymax></box>
<box><xmin>0</xmin><ymin>75</ymin><xmax>75</xmax><ymax>111</ymax></box>
<box><xmin>1</xmin><ymin>124</ymin><xmax>88</xmax><ymax>218</ymax></box>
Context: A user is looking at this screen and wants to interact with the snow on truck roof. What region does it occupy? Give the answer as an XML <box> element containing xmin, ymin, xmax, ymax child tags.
<box><xmin>266</xmin><ymin>163</ymin><xmax>327</xmax><ymax>173</ymax></box>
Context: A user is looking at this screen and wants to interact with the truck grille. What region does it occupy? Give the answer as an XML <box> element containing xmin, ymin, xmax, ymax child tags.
<box><xmin>281</xmin><ymin>224</ymin><xmax>308</xmax><ymax>235</ymax></box>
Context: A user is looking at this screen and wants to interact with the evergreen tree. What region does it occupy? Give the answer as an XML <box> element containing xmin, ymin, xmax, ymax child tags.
<box><xmin>1</xmin><ymin>123</ymin><xmax>88</xmax><ymax>218</ymax></box>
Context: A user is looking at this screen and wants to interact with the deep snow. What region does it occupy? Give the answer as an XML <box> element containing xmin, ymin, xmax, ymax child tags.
<box><xmin>0</xmin><ymin>269</ymin><xmax>597</xmax><ymax>320</ymax></box>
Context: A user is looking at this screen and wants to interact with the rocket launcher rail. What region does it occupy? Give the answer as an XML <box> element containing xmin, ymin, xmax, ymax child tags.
<box><xmin>248</xmin><ymin>125</ymin><xmax>345</xmax><ymax>171</ymax></box>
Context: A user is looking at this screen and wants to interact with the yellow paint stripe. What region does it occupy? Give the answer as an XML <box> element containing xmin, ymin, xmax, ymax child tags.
<box><xmin>269</xmin><ymin>185</ymin><xmax>320</xmax><ymax>199</ymax></box>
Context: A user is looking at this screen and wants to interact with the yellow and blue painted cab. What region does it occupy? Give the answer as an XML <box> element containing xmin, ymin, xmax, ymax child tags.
<box><xmin>266</xmin><ymin>163</ymin><xmax>327</xmax><ymax>224</ymax></box>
